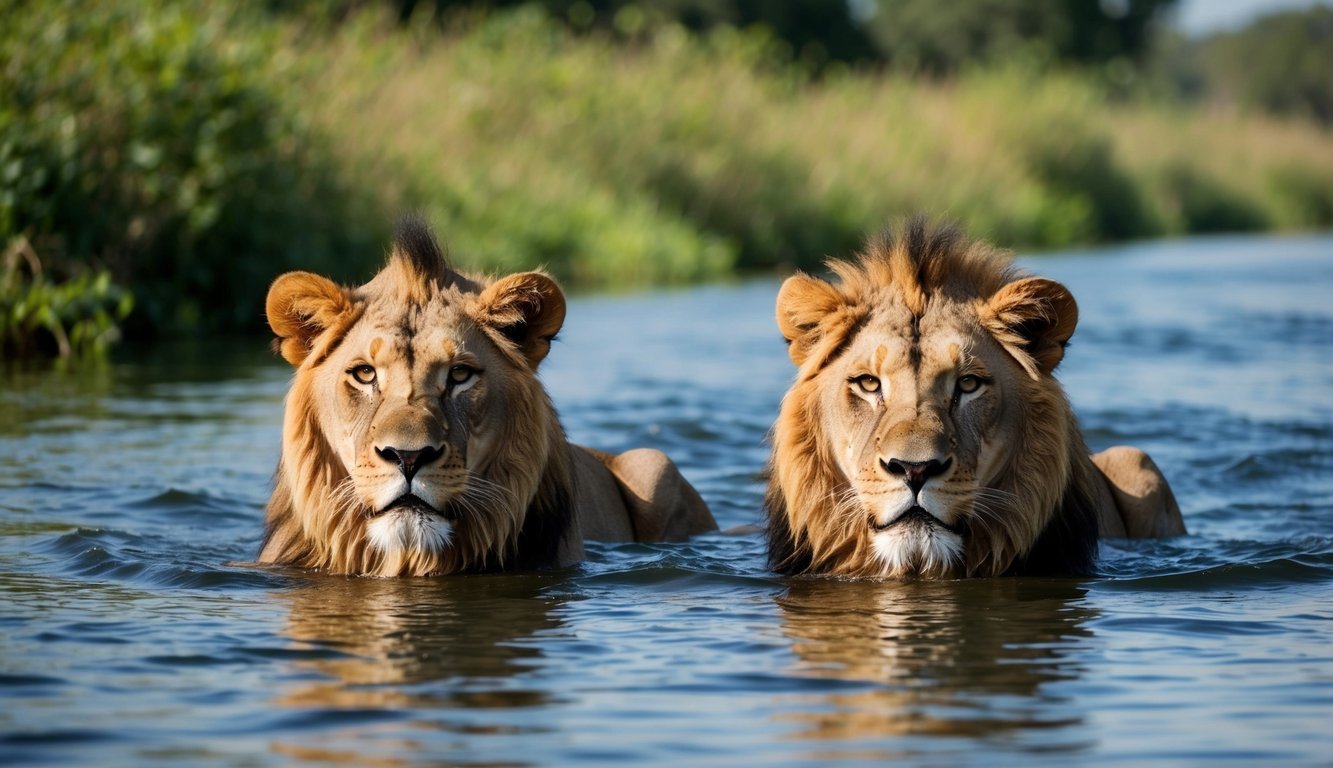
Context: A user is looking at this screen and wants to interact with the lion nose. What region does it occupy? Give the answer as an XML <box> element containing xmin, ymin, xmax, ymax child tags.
<box><xmin>375</xmin><ymin>445</ymin><xmax>445</xmax><ymax>483</ymax></box>
<box><xmin>881</xmin><ymin>457</ymin><xmax>953</xmax><ymax>495</ymax></box>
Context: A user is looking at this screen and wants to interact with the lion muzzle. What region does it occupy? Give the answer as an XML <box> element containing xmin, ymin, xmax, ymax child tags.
<box><xmin>871</xmin><ymin>505</ymin><xmax>967</xmax><ymax>536</ymax></box>
<box><xmin>880</xmin><ymin>456</ymin><xmax>952</xmax><ymax>494</ymax></box>
<box><xmin>375</xmin><ymin>444</ymin><xmax>445</xmax><ymax>483</ymax></box>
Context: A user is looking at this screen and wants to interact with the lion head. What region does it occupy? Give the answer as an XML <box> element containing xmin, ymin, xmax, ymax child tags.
<box><xmin>259</xmin><ymin>218</ymin><xmax>575</xmax><ymax>577</ymax></box>
<box><xmin>766</xmin><ymin>218</ymin><xmax>1102</xmax><ymax>579</ymax></box>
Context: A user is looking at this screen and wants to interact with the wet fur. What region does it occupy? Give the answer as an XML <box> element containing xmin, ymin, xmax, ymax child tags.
<box><xmin>766</xmin><ymin>217</ymin><xmax>1102</xmax><ymax>579</ymax></box>
<box><xmin>259</xmin><ymin>218</ymin><xmax>575</xmax><ymax>576</ymax></box>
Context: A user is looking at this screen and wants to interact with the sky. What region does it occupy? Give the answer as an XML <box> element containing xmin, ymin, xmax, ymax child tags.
<box><xmin>1172</xmin><ymin>0</ymin><xmax>1330</xmax><ymax>35</ymax></box>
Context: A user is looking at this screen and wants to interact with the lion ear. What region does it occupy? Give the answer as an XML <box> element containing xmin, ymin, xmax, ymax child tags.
<box><xmin>982</xmin><ymin>277</ymin><xmax>1078</xmax><ymax>379</ymax></box>
<box><xmin>474</xmin><ymin>271</ymin><xmax>566</xmax><ymax>367</ymax></box>
<box><xmin>266</xmin><ymin>271</ymin><xmax>355</xmax><ymax>367</ymax></box>
<box><xmin>776</xmin><ymin>273</ymin><xmax>846</xmax><ymax>367</ymax></box>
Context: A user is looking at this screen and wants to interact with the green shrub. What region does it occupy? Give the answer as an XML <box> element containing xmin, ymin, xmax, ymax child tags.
<box><xmin>1</xmin><ymin>237</ymin><xmax>132</xmax><ymax>360</ymax></box>
<box><xmin>0</xmin><ymin>0</ymin><xmax>385</xmax><ymax>344</ymax></box>
<box><xmin>1022</xmin><ymin>126</ymin><xmax>1164</xmax><ymax>242</ymax></box>
<box><xmin>1154</xmin><ymin>163</ymin><xmax>1268</xmax><ymax>233</ymax></box>
<box><xmin>301</xmin><ymin>8</ymin><xmax>1332</xmax><ymax>273</ymax></box>
<box><xmin>1268</xmin><ymin>165</ymin><xmax>1333</xmax><ymax>228</ymax></box>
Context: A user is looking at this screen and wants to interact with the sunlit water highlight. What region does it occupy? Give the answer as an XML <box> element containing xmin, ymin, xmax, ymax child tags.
<box><xmin>2</xmin><ymin>234</ymin><xmax>1331</xmax><ymax>765</ymax></box>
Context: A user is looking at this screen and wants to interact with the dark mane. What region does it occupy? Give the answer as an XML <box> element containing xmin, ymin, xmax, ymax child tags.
<box><xmin>871</xmin><ymin>214</ymin><xmax>967</xmax><ymax>277</ymax></box>
<box><xmin>1003</xmin><ymin>477</ymin><xmax>1101</xmax><ymax>577</ymax></box>
<box><xmin>392</xmin><ymin>215</ymin><xmax>451</xmax><ymax>286</ymax></box>
<box><xmin>764</xmin><ymin>474</ymin><xmax>812</xmax><ymax>576</ymax></box>
<box><xmin>511</xmin><ymin>458</ymin><xmax>577</xmax><ymax>571</ymax></box>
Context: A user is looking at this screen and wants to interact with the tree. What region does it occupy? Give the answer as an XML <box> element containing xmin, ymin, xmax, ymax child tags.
<box><xmin>857</xmin><ymin>0</ymin><xmax>1178</xmax><ymax>74</ymax></box>
<box><xmin>1194</xmin><ymin>6</ymin><xmax>1333</xmax><ymax>124</ymax></box>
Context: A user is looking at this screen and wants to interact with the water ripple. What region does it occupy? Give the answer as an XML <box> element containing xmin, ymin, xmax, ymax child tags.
<box><xmin>2</xmin><ymin>238</ymin><xmax>1333</xmax><ymax>765</ymax></box>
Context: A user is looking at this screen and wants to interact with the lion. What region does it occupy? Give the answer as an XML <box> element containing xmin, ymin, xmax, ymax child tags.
<box><xmin>766</xmin><ymin>217</ymin><xmax>1185</xmax><ymax>579</ymax></box>
<box><xmin>259</xmin><ymin>218</ymin><xmax>716</xmax><ymax>577</ymax></box>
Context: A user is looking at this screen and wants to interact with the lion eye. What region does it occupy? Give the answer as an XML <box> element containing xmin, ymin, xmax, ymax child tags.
<box><xmin>448</xmin><ymin>365</ymin><xmax>476</xmax><ymax>385</ymax></box>
<box><xmin>349</xmin><ymin>365</ymin><xmax>376</xmax><ymax>385</ymax></box>
<box><xmin>957</xmin><ymin>375</ymin><xmax>984</xmax><ymax>394</ymax></box>
<box><xmin>852</xmin><ymin>374</ymin><xmax>881</xmax><ymax>394</ymax></box>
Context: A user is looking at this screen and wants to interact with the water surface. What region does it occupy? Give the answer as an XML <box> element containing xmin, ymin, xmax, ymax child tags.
<box><xmin>2</xmin><ymin>234</ymin><xmax>1331</xmax><ymax>765</ymax></box>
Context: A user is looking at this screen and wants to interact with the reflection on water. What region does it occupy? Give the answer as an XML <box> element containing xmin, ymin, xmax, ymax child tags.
<box><xmin>275</xmin><ymin>575</ymin><xmax>564</xmax><ymax>706</ymax></box>
<box><xmin>267</xmin><ymin>573</ymin><xmax>568</xmax><ymax>764</ymax></box>
<box><xmin>776</xmin><ymin>579</ymin><xmax>1093</xmax><ymax>750</ymax></box>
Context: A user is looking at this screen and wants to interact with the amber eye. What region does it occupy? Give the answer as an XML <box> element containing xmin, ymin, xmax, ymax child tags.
<box><xmin>957</xmin><ymin>375</ymin><xmax>984</xmax><ymax>394</ymax></box>
<box><xmin>852</xmin><ymin>374</ymin><xmax>881</xmax><ymax>394</ymax></box>
<box><xmin>448</xmin><ymin>365</ymin><xmax>476</xmax><ymax>385</ymax></box>
<box><xmin>349</xmin><ymin>364</ymin><xmax>376</xmax><ymax>385</ymax></box>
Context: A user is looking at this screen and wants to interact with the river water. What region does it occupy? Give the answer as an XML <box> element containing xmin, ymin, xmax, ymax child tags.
<box><xmin>2</xmin><ymin>234</ymin><xmax>1331</xmax><ymax>765</ymax></box>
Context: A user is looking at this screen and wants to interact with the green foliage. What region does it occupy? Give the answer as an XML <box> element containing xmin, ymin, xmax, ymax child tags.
<box><xmin>0</xmin><ymin>0</ymin><xmax>385</xmax><ymax>347</ymax></box>
<box><xmin>1021</xmin><ymin>124</ymin><xmax>1162</xmax><ymax>241</ymax></box>
<box><xmin>1196</xmin><ymin>7</ymin><xmax>1333</xmax><ymax>125</ymax></box>
<box><xmin>300</xmin><ymin>9</ymin><xmax>1333</xmax><ymax>279</ymax></box>
<box><xmin>854</xmin><ymin>0</ymin><xmax>1178</xmax><ymax>75</ymax></box>
<box><xmin>273</xmin><ymin>0</ymin><xmax>1179</xmax><ymax>73</ymax></box>
<box><xmin>1149</xmin><ymin>7</ymin><xmax>1333</xmax><ymax>127</ymax></box>
<box><xmin>1268</xmin><ymin>165</ymin><xmax>1333</xmax><ymax>228</ymax></box>
<box><xmin>416</xmin><ymin>164</ymin><xmax>737</xmax><ymax>286</ymax></box>
<box><xmin>2</xmin><ymin>237</ymin><xmax>133</xmax><ymax>360</ymax></box>
<box><xmin>1154</xmin><ymin>163</ymin><xmax>1268</xmax><ymax>233</ymax></box>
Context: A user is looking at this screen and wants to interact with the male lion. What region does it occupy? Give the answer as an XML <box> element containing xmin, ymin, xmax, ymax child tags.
<box><xmin>259</xmin><ymin>218</ymin><xmax>716</xmax><ymax>576</ymax></box>
<box><xmin>766</xmin><ymin>218</ymin><xmax>1185</xmax><ymax>579</ymax></box>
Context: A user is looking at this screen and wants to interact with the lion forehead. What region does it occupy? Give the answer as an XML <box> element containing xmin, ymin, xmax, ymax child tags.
<box><xmin>367</xmin><ymin>285</ymin><xmax>463</xmax><ymax>331</ymax></box>
<box><xmin>843</xmin><ymin>306</ymin><xmax>978</xmax><ymax>378</ymax></box>
<box><xmin>344</xmin><ymin>297</ymin><xmax>479</xmax><ymax>365</ymax></box>
<box><xmin>846</xmin><ymin>323</ymin><xmax>910</xmax><ymax>372</ymax></box>
<box><xmin>918</xmin><ymin>324</ymin><xmax>979</xmax><ymax>373</ymax></box>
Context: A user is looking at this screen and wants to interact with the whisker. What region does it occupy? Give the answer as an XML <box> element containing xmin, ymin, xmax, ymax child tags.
<box><xmin>330</xmin><ymin>476</ymin><xmax>362</xmax><ymax>515</ymax></box>
<box><xmin>462</xmin><ymin>475</ymin><xmax>519</xmax><ymax>508</ymax></box>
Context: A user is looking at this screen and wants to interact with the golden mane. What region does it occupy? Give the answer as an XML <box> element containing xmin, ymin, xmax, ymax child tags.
<box><xmin>766</xmin><ymin>217</ymin><xmax>1102</xmax><ymax>578</ymax></box>
<box><xmin>260</xmin><ymin>372</ymin><xmax>573</xmax><ymax>577</ymax></box>
<box><xmin>259</xmin><ymin>218</ymin><xmax>575</xmax><ymax>576</ymax></box>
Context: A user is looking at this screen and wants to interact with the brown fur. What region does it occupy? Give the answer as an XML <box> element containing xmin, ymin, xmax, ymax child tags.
<box><xmin>259</xmin><ymin>217</ymin><xmax>715</xmax><ymax>577</ymax></box>
<box><xmin>766</xmin><ymin>217</ymin><xmax>1184</xmax><ymax>579</ymax></box>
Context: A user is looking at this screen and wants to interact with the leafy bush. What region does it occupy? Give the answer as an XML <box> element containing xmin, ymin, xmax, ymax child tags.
<box><xmin>1268</xmin><ymin>165</ymin><xmax>1333</xmax><ymax>228</ymax></box>
<box><xmin>0</xmin><ymin>0</ymin><xmax>385</xmax><ymax>343</ymax></box>
<box><xmin>1</xmin><ymin>237</ymin><xmax>132</xmax><ymax>360</ymax></box>
<box><xmin>858</xmin><ymin>0</ymin><xmax>1177</xmax><ymax>74</ymax></box>
<box><xmin>5</xmin><ymin>1</ymin><xmax>1333</xmax><ymax>360</ymax></box>
<box><xmin>303</xmin><ymin>10</ymin><xmax>1333</xmax><ymax>279</ymax></box>
<box><xmin>1194</xmin><ymin>7</ymin><xmax>1333</xmax><ymax>126</ymax></box>
<box><xmin>1154</xmin><ymin>163</ymin><xmax>1268</xmax><ymax>233</ymax></box>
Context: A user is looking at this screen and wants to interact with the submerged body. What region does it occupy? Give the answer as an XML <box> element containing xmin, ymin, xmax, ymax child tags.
<box><xmin>260</xmin><ymin>219</ymin><xmax>715</xmax><ymax>577</ymax></box>
<box><xmin>766</xmin><ymin>218</ymin><xmax>1185</xmax><ymax>579</ymax></box>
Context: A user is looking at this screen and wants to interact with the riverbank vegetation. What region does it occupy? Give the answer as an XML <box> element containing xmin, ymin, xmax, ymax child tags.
<box><xmin>4</xmin><ymin>0</ymin><xmax>1332</xmax><ymax>357</ymax></box>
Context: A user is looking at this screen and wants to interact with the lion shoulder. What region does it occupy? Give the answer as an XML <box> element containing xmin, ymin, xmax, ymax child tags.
<box><xmin>571</xmin><ymin>445</ymin><xmax>716</xmax><ymax>543</ymax></box>
<box><xmin>1092</xmin><ymin>446</ymin><xmax>1187</xmax><ymax>538</ymax></box>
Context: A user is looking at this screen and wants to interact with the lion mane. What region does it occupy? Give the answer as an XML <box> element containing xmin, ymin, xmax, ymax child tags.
<box><xmin>765</xmin><ymin>217</ymin><xmax>1111</xmax><ymax>579</ymax></box>
<box><xmin>258</xmin><ymin>219</ymin><xmax>576</xmax><ymax>577</ymax></box>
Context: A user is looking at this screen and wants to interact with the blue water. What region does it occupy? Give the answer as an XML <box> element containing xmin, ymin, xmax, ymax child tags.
<box><xmin>2</xmin><ymin>234</ymin><xmax>1331</xmax><ymax>765</ymax></box>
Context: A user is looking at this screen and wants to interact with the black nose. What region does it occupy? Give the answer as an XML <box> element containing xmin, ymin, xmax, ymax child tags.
<box><xmin>881</xmin><ymin>457</ymin><xmax>952</xmax><ymax>495</ymax></box>
<box><xmin>375</xmin><ymin>445</ymin><xmax>445</xmax><ymax>483</ymax></box>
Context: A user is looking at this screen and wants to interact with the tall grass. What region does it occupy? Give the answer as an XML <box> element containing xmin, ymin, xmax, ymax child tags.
<box><xmin>6</xmin><ymin>2</ymin><xmax>1333</xmax><ymax>356</ymax></box>
<box><xmin>293</xmin><ymin>7</ymin><xmax>1333</xmax><ymax>282</ymax></box>
<box><xmin>1</xmin><ymin>0</ymin><xmax>385</xmax><ymax>347</ymax></box>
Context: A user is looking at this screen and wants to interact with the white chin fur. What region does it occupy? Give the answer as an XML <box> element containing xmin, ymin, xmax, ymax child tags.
<box><xmin>871</xmin><ymin>525</ymin><xmax>964</xmax><ymax>578</ymax></box>
<box><xmin>366</xmin><ymin>511</ymin><xmax>453</xmax><ymax>556</ymax></box>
